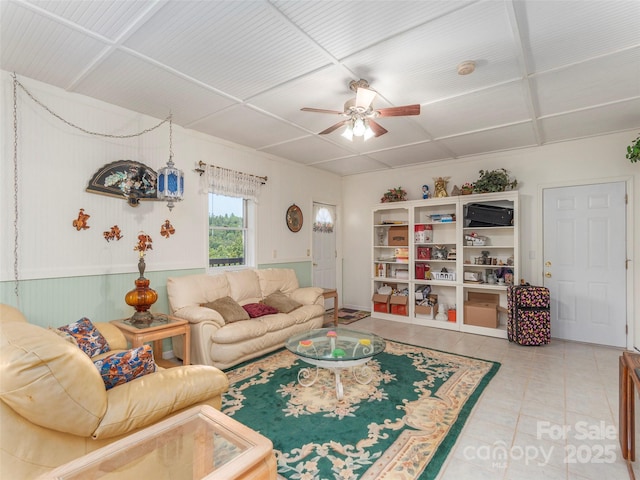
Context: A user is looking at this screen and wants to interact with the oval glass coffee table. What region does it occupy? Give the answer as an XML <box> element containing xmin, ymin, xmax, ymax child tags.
<box><xmin>285</xmin><ymin>327</ymin><xmax>386</xmax><ymax>400</ymax></box>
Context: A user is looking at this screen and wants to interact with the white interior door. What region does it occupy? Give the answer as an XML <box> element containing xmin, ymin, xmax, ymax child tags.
<box><xmin>312</xmin><ymin>203</ymin><xmax>336</xmax><ymax>296</ymax></box>
<box><xmin>542</xmin><ymin>182</ymin><xmax>627</xmax><ymax>347</ymax></box>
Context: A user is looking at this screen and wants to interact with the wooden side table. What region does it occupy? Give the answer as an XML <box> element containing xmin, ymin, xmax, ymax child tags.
<box><xmin>322</xmin><ymin>288</ymin><xmax>338</xmax><ymax>326</ymax></box>
<box><xmin>111</xmin><ymin>315</ymin><xmax>190</xmax><ymax>366</ymax></box>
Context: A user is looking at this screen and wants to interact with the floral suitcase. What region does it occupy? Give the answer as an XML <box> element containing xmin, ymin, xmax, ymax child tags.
<box><xmin>507</xmin><ymin>285</ymin><xmax>551</xmax><ymax>345</ymax></box>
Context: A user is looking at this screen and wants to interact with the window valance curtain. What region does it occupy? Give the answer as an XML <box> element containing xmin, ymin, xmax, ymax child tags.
<box><xmin>203</xmin><ymin>163</ymin><xmax>266</xmax><ymax>202</ymax></box>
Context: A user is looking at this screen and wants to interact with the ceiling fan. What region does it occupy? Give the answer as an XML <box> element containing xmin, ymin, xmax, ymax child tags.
<box><xmin>301</xmin><ymin>79</ymin><xmax>420</xmax><ymax>141</ymax></box>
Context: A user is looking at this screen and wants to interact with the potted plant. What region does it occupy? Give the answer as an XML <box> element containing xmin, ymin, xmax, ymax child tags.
<box><xmin>460</xmin><ymin>182</ymin><xmax>474</xmax><ymax>195</ymax></box>
<box><xmin>473</xmin><ymin>169</ymin><xmax>517</xmax><ymax>193</ymax></box>
<box><xmin>626</xmin><ymin>134</ymin><xmax>639</xmax><ymax>163</ymax></box>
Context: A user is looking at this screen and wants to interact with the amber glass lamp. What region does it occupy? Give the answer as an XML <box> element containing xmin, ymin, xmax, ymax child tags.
<box><xmin>125</xmin><ymin>233</ymin><xmax>158</xmax><ymax>325</ymax></box>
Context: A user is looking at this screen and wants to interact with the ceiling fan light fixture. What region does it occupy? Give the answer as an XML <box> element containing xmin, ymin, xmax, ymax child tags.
<box><xmin>363</xmin><ymin>122</ymin><xmax>375</xmax><ymax>141</ymax></box>
<box><xmin>341</xmin><ymin>124</ymin><xmax>354</xmax><ymax>141</ymax></box>
<box><xmin>352</xmin><ymin>117</ymin><xmax>366</xmax><ymax>137</ymax></box>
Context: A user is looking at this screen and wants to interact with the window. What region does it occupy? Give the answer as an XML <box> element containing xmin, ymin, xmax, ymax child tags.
<box><xmin>208</xmin><ymin>193</ymin><xmax>254</xmax><ymax>269</ymax></box>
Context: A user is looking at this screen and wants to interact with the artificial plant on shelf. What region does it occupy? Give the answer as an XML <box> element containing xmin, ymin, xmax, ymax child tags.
<box><xmin>473</xmin><ymin>168</ymin><xmax>518</xmax><ymax>193</ymax></box>
<box><xmin>460</xmin><ymin>182</ymin><xmax>474</xmax><ymax>195</ymax></box>
<box><xmin>381</xmin><ymin>187</ymin><xmax>407</xmax><ymax>203</ymax></box>
<box><xmin>626</xmin><ymin>134</ymin><xmax>640</xmax><ymax>163</ymax></box>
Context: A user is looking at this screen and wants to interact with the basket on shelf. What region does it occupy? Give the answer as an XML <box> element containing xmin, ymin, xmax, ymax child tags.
<box><xmin>464</xmin><ymin>234</ymin><xmax>487</xmax><ymax>246</ymax></box>
<box><xmin>431</xmin><ymin>272</ymin><xmax>456</xmax><ymax>281</ymax></box>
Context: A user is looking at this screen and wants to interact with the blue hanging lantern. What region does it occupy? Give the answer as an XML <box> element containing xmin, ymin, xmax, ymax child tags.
<box><xmin>157</xmin><ymin>115</ymin><xmax>184</xmax><ymax>211</ymax></box>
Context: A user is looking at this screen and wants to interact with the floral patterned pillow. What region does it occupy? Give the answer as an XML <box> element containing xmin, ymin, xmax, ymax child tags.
<box><xmin>93</xmin><ymin>345</ymin><xmax>156</xmax><ymax>390</ymax></box>
<box><xmin>57</xmin><ymin>317</ymin><xmax>110</xmax><ymax>358</ymax></box>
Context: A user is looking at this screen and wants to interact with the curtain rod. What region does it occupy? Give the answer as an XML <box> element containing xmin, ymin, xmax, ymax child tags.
<box><xmin>195</xmin><ymin>161</ymin><xmax>267</xmax><ymax>184</ymax></box>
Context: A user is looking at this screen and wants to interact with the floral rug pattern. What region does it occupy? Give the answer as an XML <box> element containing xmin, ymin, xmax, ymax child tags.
<box><xmin>222</xmin><ymin>340</ymin><xmax>500</xmax><ymax>480</ymax></box>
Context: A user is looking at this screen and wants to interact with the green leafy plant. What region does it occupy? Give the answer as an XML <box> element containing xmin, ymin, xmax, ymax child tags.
<box><xmin>473</xmin><ymin>169</ymin><xmax>518</xmax><ymax>193</ymax></box>
<box><xmin>626</xmin><ymin>134</ymin><xmax>640</xmax><ymax>163</ymax></box>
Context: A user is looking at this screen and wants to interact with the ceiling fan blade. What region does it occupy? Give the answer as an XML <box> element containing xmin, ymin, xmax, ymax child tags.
<box><xmin>376</xmin><ymin>104</ymin><xmax>421</xmax><ymax>117</ymax></box>
<box><xmin>301</xmin><ymin>107</ymin><xmax>344</xmax><ymax>115</ymax></box>
<box><xmin>368</xmin><ymin>120</ymin><xmax>388</xmax><ymax>137</ymax></box>
<box><xmin>319</xmin><ymin>120</ymin><xmax>348</xmax><ymax>135</ymax></box>
<box><xmin>355</xmin><ymin>87</ymin><xmax>377</xmax><ymax>109</ymax></box>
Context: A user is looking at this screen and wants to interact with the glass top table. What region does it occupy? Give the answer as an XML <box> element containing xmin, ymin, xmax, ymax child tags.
<box><xmin>285</xmin><ymin>327</ymin><xmax>386</xmax><ymax>400</ymax></box>
<box><xmin>41</xmin><ymin>406</ymin><xmax>275</xmax><ymax>480</ymax></box>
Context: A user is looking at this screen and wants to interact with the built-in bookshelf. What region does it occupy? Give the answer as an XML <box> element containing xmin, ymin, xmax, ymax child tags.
<box><xmin>371</xmin><ymin>191</ymin><xmax>519</xmax><ymax>339</ymax></box>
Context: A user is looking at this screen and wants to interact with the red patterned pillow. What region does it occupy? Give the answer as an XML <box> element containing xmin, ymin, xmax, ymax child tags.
<box><xmin>243</xmin><ymin>303</ymin><xmax>279</xmax><ymax>318</ymax></box>
<box><xmin>93</xmin><ymin>345</ymin><xmax>156</xmax><ymax>390</ymax></box>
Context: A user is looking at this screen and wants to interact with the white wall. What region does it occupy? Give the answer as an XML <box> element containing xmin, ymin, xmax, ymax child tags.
<box><xmin>342</xmin><ymin>132</ymin><xmax>639</xmax><ymax>347</ymax></box>
<box><xmin>0</xmin><ymin>71</ymin><xmax>341</xmax><ymax>282</ymax></box>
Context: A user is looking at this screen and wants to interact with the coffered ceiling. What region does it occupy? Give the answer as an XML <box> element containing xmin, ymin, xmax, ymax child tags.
<box><xmin>2</xmin><ymin>0</ymin><xmax>639</xmax><ymax>175</ymax></box>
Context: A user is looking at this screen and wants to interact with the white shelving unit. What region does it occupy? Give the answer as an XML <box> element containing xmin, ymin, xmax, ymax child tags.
<box><xmin>371</xmin><ymin>191</ymin><xmax>519</xmax><ymax>339</ymax></box>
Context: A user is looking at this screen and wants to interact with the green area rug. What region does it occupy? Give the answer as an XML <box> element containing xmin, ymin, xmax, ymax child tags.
<box><xmin>222</xmin><ymin>340</ymin><xmax>500</xmax><ymax>479</ymax></box>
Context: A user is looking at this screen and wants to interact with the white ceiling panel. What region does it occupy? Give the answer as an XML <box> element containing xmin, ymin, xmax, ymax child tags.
<box><xmin>74</xmin><ymin>50</ymin><xmax>238</xmax><ymax>126</ymax></box>
<box><xmin>261</xmin><ymin>135</ymin><xmax>355</xmax><ymax>165</ymax></box>
<box><xmin>122</xmin><ymin>1</ymin><xmax>332</xmax><ymax>99</ymax></box>
<box><xmin>420</xmin><ymin>81</ymin><xmax>530</xmax><ymax>138</ymax></box>
<box><xmin>192</xmin><ymin>106</ymin><xmax>308</xmax><ymax>150</ymax></box>
<box><xmin>271</xmin><ymin>0</ymin><xmax>475</xmax><ymax>60</ymax></box>
<box><xmin>368</xmin><ymin>142</ymin><xmax>452</xmax><ymax>168</ymax></box>
<box><xmin>2</xmin><ymin>0</ymin><xmax>638</xmax><ymax>176</ymax></box>
<box><xmin>311</xmin><ymin>155</ymin><xmax>391</xmax><ymax>176</ymax></box>
<box><xmin>341</xmin><ymin>1</ymin><xmax>521</xmax><ymax>106</ymax></box>
<box><xmin>439</xmin><ymin>123</ymin><xmax>537</xmax><ymax>157</ymax></box>
<box><xmin>540</xmin><ymin>99</ymin><xmax>640</xmax><ymax>144</ymax></box>
<box><xmin>0</xmin><ymin>1</ymin><xmax>107</xmax><ymax>88</ymax></box>
<box><xmin>516</xmin><ymin>0</ymin><xmax>640</xmax><ymax>72</ymax></box>
<box><xmin>27</xmin><ymin>0</ymin><xmax>156</xmax><ymax>40</ymax></box>
<box><xmin>533</xmin><ymin>47</ymin><xmax>640</xmax><ymax>117</ymax></box>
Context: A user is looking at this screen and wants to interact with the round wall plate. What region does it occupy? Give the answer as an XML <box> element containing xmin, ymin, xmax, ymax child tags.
<box><xmin>286</xmin><ymin>204</ymin><xmax>303</xmax><ymax>232</ymax></box>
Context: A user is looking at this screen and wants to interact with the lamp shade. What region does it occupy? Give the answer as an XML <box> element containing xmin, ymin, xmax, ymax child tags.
<box><xmin>157</xmin><ymin>158</ymin><xmax>184</xmax><ymax>210</ymax></box>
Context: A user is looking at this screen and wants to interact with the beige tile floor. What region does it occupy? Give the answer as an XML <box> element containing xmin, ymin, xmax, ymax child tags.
<box><xmin>345</xmin><ymin>315</ymin><xmax>631</xmax><ymax>480</ymax></box>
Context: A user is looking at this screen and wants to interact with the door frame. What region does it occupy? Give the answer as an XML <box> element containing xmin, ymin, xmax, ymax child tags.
<box><xmin>537</xmin><ymin>176</ymin><xmax>635</xmax><ymax>350</ymax></box>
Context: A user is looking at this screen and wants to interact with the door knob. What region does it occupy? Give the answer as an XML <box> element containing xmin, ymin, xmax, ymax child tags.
<box><xmin>545</xmin><ymin>261</ymin><xmax>552</xmax><ymax>267</ymax></box>
<box><xmin>313</xmin><ymin>263</ymin><xmax>318</xmax><ymax>267</ymax></box>
<box><xmin>545</xmin><ymin>272</ymin><xmax>552</xmax><ymax>278</ymax></box>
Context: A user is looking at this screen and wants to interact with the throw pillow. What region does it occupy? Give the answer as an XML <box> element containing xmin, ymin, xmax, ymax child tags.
<box><xmin>243</xmin><ymin>302</ymin><xmax>279</xmax><ymax>318</ymax></box>
<box><xmin>57</xmin><ymin>317</ymin><xmax>110</xmax><ymax>358</ymax></box>
<box><xmin>93</xmin><ymin>345</ymin><xmax>156</xmax><ymax>390</ymax></box>
<box><xmin>202</xmin><ymin>296</ymin><xmax>250</xmax><ymax>323</ymax></box>
<box><xmin>261</xmin><ymin>291</ymin><xmax>302</xmax><ymax>314</ymax></box>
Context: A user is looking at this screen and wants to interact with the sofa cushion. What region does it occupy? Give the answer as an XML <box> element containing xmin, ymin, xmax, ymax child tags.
<box><xmin>243</xmin><ymin>303</ymin><xmax>279</xmax><ymax>318</ymax></box>
<box><xmin>225</xmin><ymin>270</ymin><xmax>262</xmax><ymax>303</ymax></box>
<box><xmin>261</xmin><ymin>291</ymin><xmax>302</xmax><ymax>313</ymax></box>
<box><xmin>0</xmin><ymin>322</ymin><xmax>106</xmax><ymax>436</ymax></box>
<box><xmin>93</xmin><ymin>345</ymin><xmax>156</xmax><ymax>390</ymax></box>
<box><xmin>167</xmin><ymin>273</ymin><xmax>230</xmax><ymax>312</ymax></box>
<box><xmin>58</xmin><ymin>317</ymin><xmax>110</xmax><ymax>358</ymax></box>
<box><xmin>256</xmin><ymin>268</ymin><xmax>299</xmax><ymax>297</ymax></box>
<box><xmin>202</xmin><ymin>296</ymin><xmax>250</xmax><ymax>323</ymax></box>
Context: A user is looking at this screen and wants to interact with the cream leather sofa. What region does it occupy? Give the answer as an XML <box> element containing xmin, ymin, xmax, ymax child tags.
<box><xmin>0</xmin><ymin>303</ymin><xmax>229</xmax><ymax>479</ymax></box>
<box><xmin>167</xmin><ymin>268</ymin><xmax>325</xmax><ymax>369</ymax></box>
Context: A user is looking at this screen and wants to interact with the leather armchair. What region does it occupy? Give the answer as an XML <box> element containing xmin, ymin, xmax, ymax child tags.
<box><xmin>0</xmin><ymin>304</ymin><xmax>229</xmax><ymax>479</ymax></box>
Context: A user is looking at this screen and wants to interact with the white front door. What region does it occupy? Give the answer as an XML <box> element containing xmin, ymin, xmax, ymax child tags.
<box><xmin>542</xmin><ymin>182</ymin><xmax>627</xmax><ymax>347</ymax></box>
<box><xmin>312</xmin><ymin>203</ymin><xmax>337</xmax><ymax>297</ymax></box>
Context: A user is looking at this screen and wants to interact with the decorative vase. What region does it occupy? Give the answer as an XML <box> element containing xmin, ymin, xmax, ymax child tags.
<box><xmin>125</xmin><ymin>255</ymin><xmax>158</xmax><ymax>325</ymax></box>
